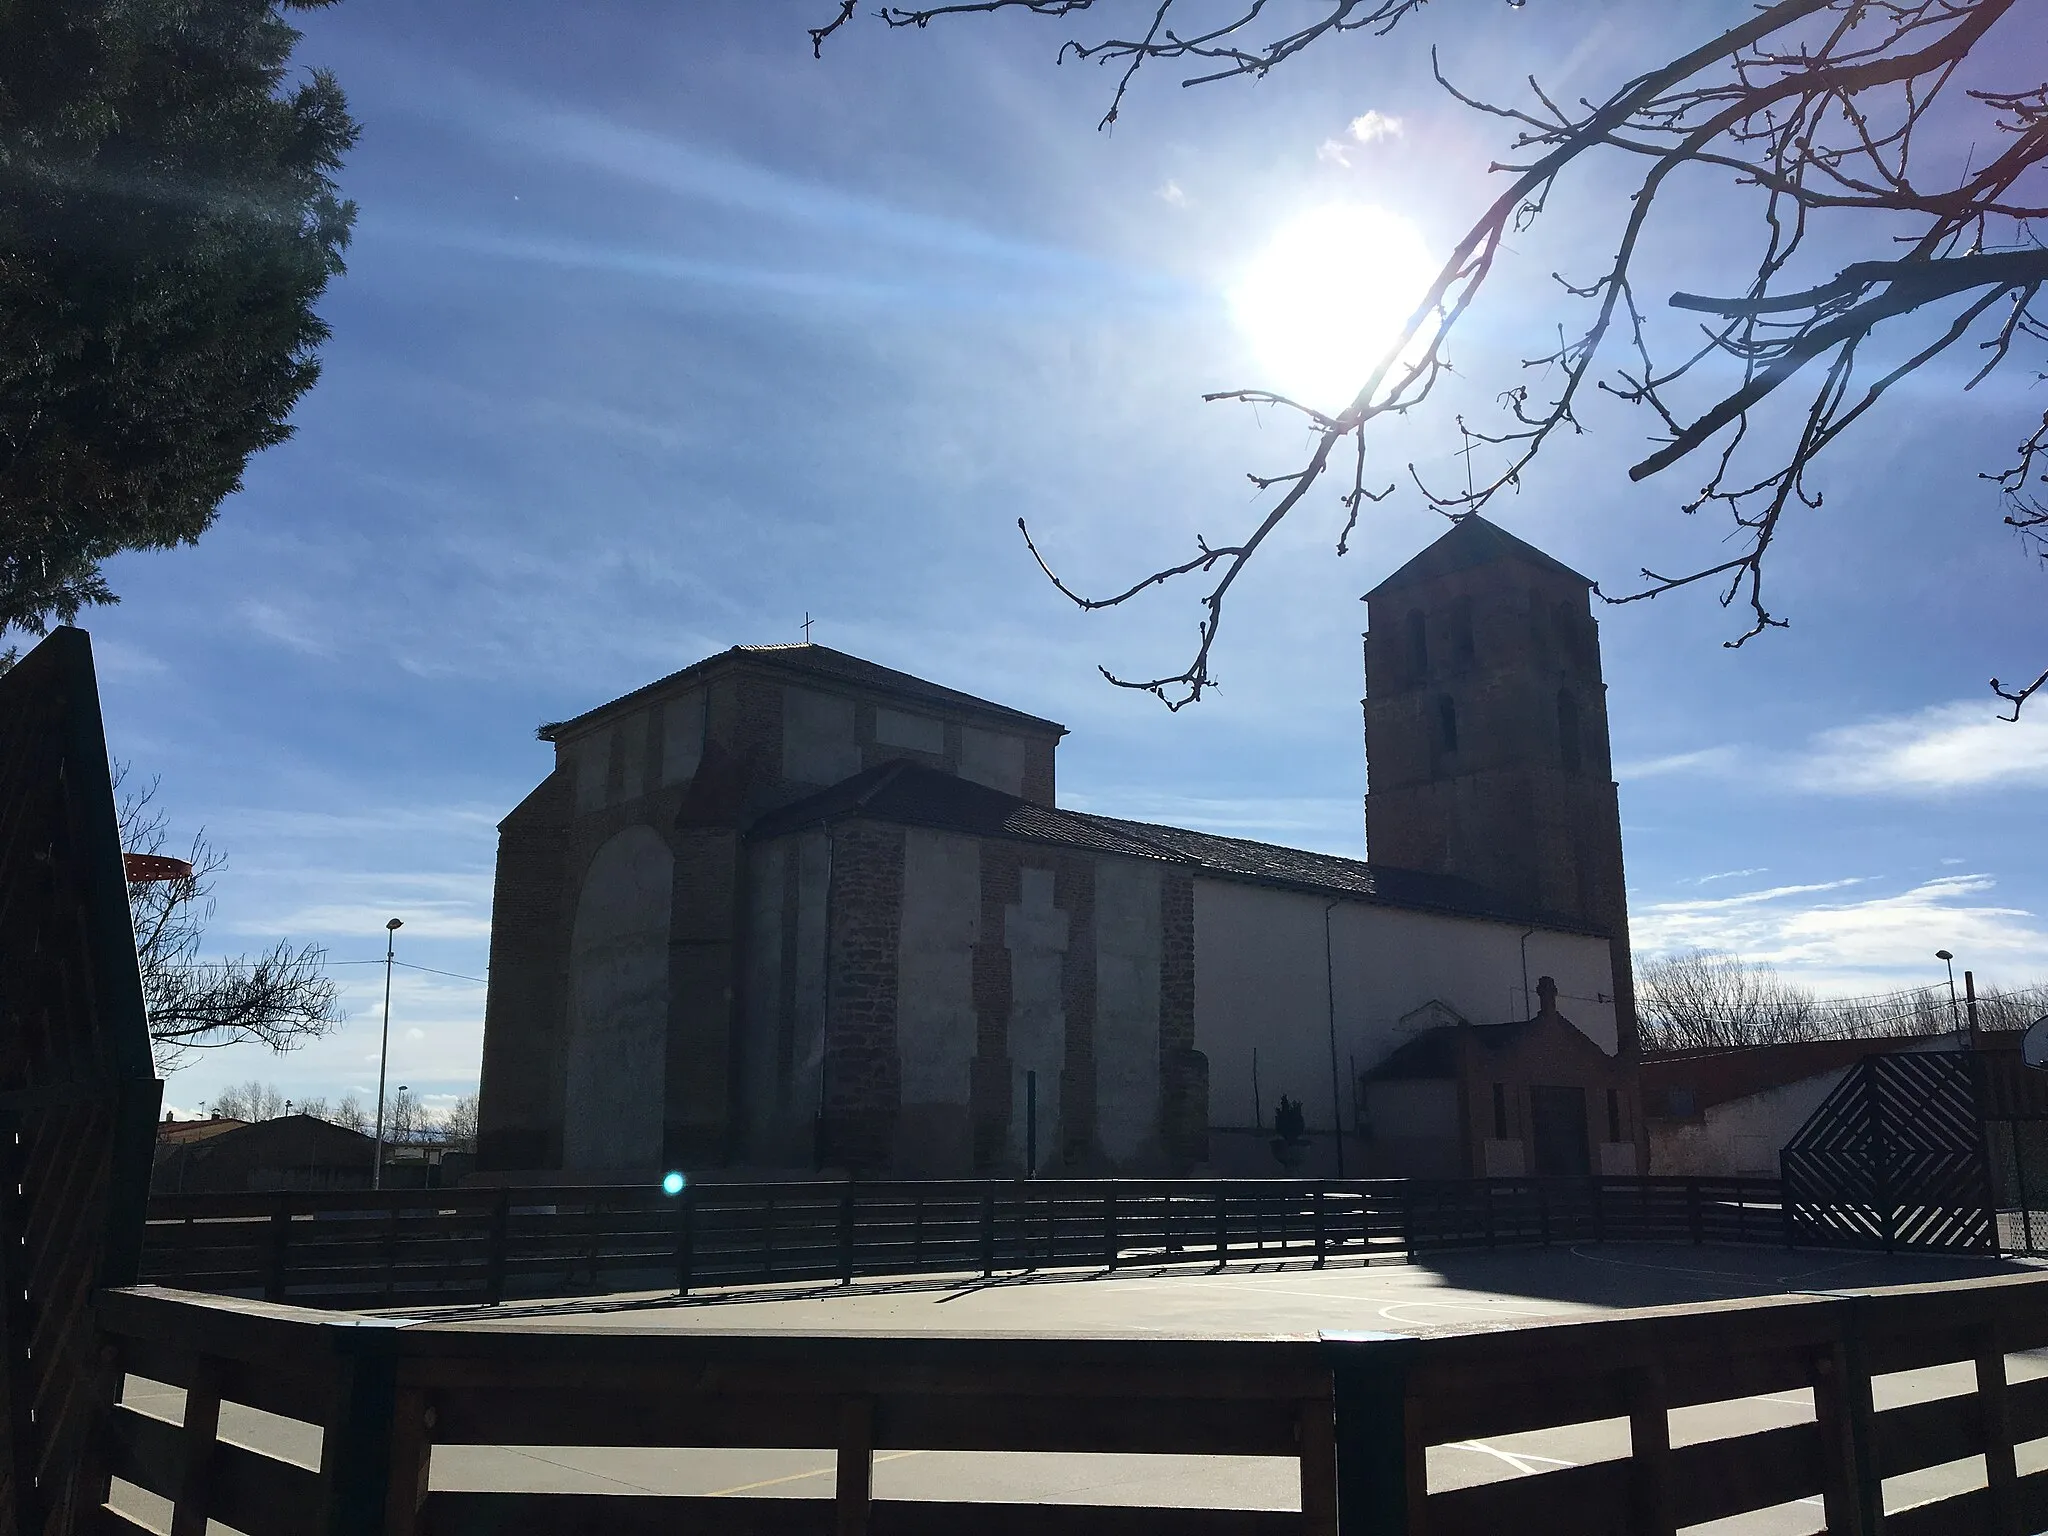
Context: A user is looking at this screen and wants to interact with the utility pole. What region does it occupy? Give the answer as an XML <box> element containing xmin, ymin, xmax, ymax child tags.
<box><xmin>374</xmin><ymin>917</ymin><xmax>403</xmax><ymax>1190</ymax></box>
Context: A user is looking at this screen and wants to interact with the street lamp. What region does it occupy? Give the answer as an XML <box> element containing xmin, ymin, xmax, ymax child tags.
<box><xmin>1937</xmin><ymin>949</ymin><xmax>1961</xmax><ymax>1034</ymax></box>
<box><xmin>374</xmin><ymin>918</ymin><xmax>403</xmax><ymax>1190</ymax></box>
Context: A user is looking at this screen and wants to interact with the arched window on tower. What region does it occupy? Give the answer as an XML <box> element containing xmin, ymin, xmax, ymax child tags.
<box><xmin>1552</xmin><ymin>602</ymin><xmax>1577</xmax><ymax>667</ymax></box>
<box><xmin>1405</xmin><ymin>609</ymin><xmax>1429</xmax><ymax>683</ymax></box>
<box><xmin>1451</xmin><ymin>595</ymin><xmax>1476</xmax><ymax>666</ymax></box>
<box><xmin>1438</xmin><ymin>694</ymin><xmax>1459</xmax><ymax>754</ymax></box>
<box><xmin>1557</xmin><ymin>689</ymin><xmax>1582</xmax><ymax>773</ymax></box>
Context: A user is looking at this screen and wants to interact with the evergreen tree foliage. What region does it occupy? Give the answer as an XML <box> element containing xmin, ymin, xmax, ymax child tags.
<box><xmin>0</xmin><ymin>0</ymin><xmax>357</xmax><ymax>635</ymax></box>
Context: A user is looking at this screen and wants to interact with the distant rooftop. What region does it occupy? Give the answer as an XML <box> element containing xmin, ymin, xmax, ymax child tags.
<box><xmin>538</xmin><ymin>642</ymin><xmax>1067</xmax><ymax>742</ymax></box>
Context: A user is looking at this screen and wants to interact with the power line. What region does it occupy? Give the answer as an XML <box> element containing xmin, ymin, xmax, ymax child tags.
<box><xmin>175</xmin><ymin>958</ymin><xmax>490</xmax><ymax>985</ymax></box>
<box><xmin>330</xmin><ymin>959</ymin><xmax>489</xmax><ymax>984</ymax></box>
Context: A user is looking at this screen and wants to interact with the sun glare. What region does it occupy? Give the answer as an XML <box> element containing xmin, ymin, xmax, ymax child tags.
<box><xmin>1229</xmin><ymin>204</ymin><xmax>1438</xmax><ymax>416</ymax></box>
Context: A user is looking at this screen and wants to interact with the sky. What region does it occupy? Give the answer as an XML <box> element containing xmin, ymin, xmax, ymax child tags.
<box><xmin>72</xmin><ymin>1</ymin><xmax>2048</xmax><ymax>1119</ymax></box>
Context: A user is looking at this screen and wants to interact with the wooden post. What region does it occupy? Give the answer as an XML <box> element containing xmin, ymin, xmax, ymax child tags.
<box><xmin>1326</xmin><ymin>1333</ymin><xmax>1420</xmax><ymax>1536</ymax></box>
<box><xmin>1314</xmin><ymin>1188</ymin><xmax>1328</xmax><ymax>1269</ymax></box>
<box><xmin>835</xmin><ymin>1396</ymin><xmax>875</xmax><ymax>1536</ymax></box>
<box><xmin>1298</xmin><ymin>1393</ymin><xmax>1339</xmax><ymax>1536</ymax></box>
<box><xmin>486</xmin><ymin>1187</ymin><xmax>511</xmax><ymax>1305</ymax></box>
<box><xmin>1626</xmin><ymin>1366</ymin><xmax>1675</xmax><ymax>1536</ymax></box>
<box><xmin>1215</xmin><ymin>1187</ymin><xmax>1229</xmax><ymax>1264</ymax></box>
<box><xmin>673</xmin><ymin>1183</ymin><xmax>695</xmax><ymax>1295</ymax></box>
<box><xmin>168</xmin><ymin>1355</ymin><xmax>224</xmax><ymax>1536</ymax></box>
<box><xmin>319</xmin><ymin>1326</ymin><xmax>400</xmax><ymax>1536</ymax></box>
<box><xmin>1810</xmin><ymin>1309</ymin><xmax>1878</xmax><ymax>1536</ymax></box>
<box><xmin>1103</xmin><ymin>1188</ymin><xmax>1118</xmax><ymax>1272</ymax></box>
<box><xmin>381</xmin><ymin>1200</ymin><xmax>402</xmax><ymax>1304</ymax></box>
<box><xmin>381</xmin><ymin>1387</ymin><xmax>434</xmax><ymax>1536</ymax></box>
<box><xmin>1977</xmin><ymin>1326</ymin><xmax>2021</xmax><ymax>1536</ymax></box>
<box><xmin>837</xmin><ymin>1186</ymin><xmax>856</xmax><ymax>1285</ymax></box>
<box><xmin>264</xmin><ymin>1203</ymin><xmax>292</xmax><ymax>1303</ymax></box>
<box><xmin>979</xmin><ymin>1187</ymin><xmax>995</xmax><ymax>1278</ymax></box>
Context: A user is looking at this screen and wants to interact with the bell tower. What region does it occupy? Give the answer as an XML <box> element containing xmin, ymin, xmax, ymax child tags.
<box><xmin>1362</xmin><ymin>516</ymin><xmax>1637</xmax><ymax>1050</ymax></box>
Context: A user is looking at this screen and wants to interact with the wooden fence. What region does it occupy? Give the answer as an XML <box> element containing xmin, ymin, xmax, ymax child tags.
<box><xmin>90</xmin><ymin>1267</ymin><xmax>2048</xmax><ymax>1535</ymax></box>
<box><xmin>137</xmin><ymin>1175</ymin><xmax>1784</xmax><ymax>1308</ymax></box>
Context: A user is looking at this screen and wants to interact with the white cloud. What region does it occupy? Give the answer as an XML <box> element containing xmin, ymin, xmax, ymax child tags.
<box><xmin>1616</xmin><ymin>699</ymin><xmax>2048</xmax><ymax>797</ymax></box>
<box><xmin>1317</xmin><ymin>114</ymin><xmax>1402</xmax><ymax>168</ymax></box>
<box><xmin>1790</xmin><ymin>701</ymin><xmax>2048</xmax><ymax>793</ymax></box>
<box><xmin>1617</xmin><ymin>746</ymin><xmax>1739</xmax><ymax>781</ymax></box>
<box><xmin>241</xmin><ymin>600</ymin><xmax>334</xmax><ymax>658</ymax></box>
<box><xmin>1635</xmin><ymin>872</ymin><xmax>2048</xmax><ymax>992</ymax></box>
<box><xmin>1349</xmin><ymin>110</ymin><xmax>1404</xmax><ymax>144</ymax></box>
<box><xmin>1695</xmin><ymin>867</ymin><xmax>1768</xmax><ymax>885</ymax></box>
<box><xmin>1156</xmin><ymin>179</ymin><xmax>1188</xmax><ymax>207</ymax></box>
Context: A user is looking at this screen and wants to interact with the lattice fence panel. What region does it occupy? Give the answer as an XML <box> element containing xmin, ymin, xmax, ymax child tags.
<box><xmin>1782</xmin><ymin>1049</ymin><xmax>1993</xmax><ymax>1253</ymax></box>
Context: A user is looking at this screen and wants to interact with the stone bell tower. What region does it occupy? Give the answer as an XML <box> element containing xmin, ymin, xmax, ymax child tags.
<box><xmin>1362</xmin><ymin>516</ymin><xmax>1638</xmax><ymax>1051</ymax></box>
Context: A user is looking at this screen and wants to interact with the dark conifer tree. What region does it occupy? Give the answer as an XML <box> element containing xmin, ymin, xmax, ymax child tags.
<box><xmin>0</xmin><ymin>0</ymin><xmax>357</xmax><ymax>636</ymax></box>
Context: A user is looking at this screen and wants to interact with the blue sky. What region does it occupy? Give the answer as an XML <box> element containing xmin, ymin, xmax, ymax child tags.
<box><xmin>79</xmin><ymin>2</ymin><xmax>2048</xmax><ymax>1118</ymax></box>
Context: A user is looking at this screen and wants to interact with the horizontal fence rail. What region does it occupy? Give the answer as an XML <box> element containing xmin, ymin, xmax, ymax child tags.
<box><xmin>136</xmin><ymin>1176</ymin><xmax>1787</xmax><ymax>1309</ymax></box>
<box><xmin>92</xmin><ymin>1267</ymin><xmax>2048</xmax><ymax>1535</ymax></box>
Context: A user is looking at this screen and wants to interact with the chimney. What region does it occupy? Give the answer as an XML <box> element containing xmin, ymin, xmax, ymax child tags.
<box><xmin>1536</xmin><ymin>975</ymin><xmax>1559</xmax><ymax>1019</ymax></box>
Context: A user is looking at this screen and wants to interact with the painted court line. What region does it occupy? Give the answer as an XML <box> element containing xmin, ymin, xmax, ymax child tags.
<box><xmin>707</xmin><ymin>1451</ymin><xmax>924</xmax><ymax>1498</ymax></box>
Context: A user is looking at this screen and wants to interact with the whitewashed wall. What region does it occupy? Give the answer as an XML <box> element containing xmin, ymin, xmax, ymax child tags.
<box><xmin>1193</xmin><ymin>878</ymin><xmax>1618</xmax><ymax>1149</ymax></box>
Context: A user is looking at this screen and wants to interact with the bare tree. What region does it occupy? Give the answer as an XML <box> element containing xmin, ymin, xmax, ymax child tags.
<box><xmin>209</xmin><ymin>1080</ymin><xmax>286</xmax><ymax>1122</ymax></box>
<box><xmin>1640</xmin><ymin>948</ymin><xmax>1819</xmax><ymax>1050</ymax></box>
<box><xmin>118</xmin><ymin>767</ymin><xmax>342</xmax><ymax>1073</ymax></box>
<box><xmin>1961</xmin><ymin>980</ymin><xmax>2048</xmax><ymax>1032</ymax></box>
<box><xmin>1637</xmin><ymin>947</ymin><xmax>2048</xmax><ymax>1049</ymax></box>
<box><xmin>330</xmin><ymin>1096</ymin><xmax>369</xmax><ymax>1135</ymax></box>
<box><xmin>295</xmin><ymin>1096</ymin><xmax>329</xmax><ymax>1121</ymax></box>
<box><xmin>385</xmin><ymin>1086</ymin><xmax>425</xmax><ymax>1145</ymax></box>
<box><xmin>818</xmin><ymin>1</ymin><xmax>2048</xmax><ymax>714</ymax></box>
<box><xmin>442</xmin><ymin>1092</ymin><xmax>479</xmax><ymax>1151</ymax></box>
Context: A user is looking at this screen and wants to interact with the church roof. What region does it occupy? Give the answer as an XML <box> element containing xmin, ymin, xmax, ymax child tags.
<box><xmin>539</xmin><ymin>643</ymin><xmax>1066</xmax><ymax>742</ymax></box>
<box><xmin>1365</xmin><ymin>514</ymin><xmax>1591</xmax><ymax>599</ymax></box>
<box><xmin>749</xmin><ymin>761</ymin><xmax>1604</xmax><ymax>936</ymax></box>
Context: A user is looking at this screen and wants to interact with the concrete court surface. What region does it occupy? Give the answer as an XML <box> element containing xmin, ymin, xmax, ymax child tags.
<box><xmin>113</xmin><ymin>1244</ymin><xmax>2048</xmax><ymax>1533</ymax></box>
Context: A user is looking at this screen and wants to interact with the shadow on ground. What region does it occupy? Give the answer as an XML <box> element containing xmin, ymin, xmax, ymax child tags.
<box><xmin>392</xmin><ymin>1241</ymin><xmax>2036</xmax><ymax>1328</ymax></box>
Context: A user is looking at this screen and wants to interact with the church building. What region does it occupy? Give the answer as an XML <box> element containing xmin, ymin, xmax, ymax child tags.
<box><xmin>475</xmin><ymin>516</ymin><xmax>1643</xmax><ymax>1182</ymax></box>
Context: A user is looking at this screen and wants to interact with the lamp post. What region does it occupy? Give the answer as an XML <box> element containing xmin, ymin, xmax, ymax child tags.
<box><xmin>374</xmin><ymin>917</ymin><xmax>403</xmax><ymax>1190</ymax></box>
<box><xmin>1937</xmin><ymin>949</ymin><xmax>1960</xmax><ymax>1035</ymax></box>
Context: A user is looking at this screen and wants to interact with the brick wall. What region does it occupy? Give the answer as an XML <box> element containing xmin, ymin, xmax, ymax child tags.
<box><xmin>1157</xmin><ymin>867</ymin><xmax>1204</xmax><ymax>1171</ymax></box>
<box><xmin>821</xmin><ymin>820</ymin><xmax>905</xmax><ymax>1172</ymax></box>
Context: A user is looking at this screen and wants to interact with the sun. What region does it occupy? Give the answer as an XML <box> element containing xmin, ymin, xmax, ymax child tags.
<box><xmin>1228</xmin><ymin>204</ymin><xmax>1438</xmax><ymax>416</ymax></box>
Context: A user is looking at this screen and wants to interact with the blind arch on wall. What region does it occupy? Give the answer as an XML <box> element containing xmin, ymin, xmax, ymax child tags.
<box><xmin>564</xmin><ymin>824</ymin><xmax>673</xmax><ymax>1172</ymax></box>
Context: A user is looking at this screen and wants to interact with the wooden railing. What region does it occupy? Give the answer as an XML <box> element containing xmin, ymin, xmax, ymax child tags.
<box><xmin>89</xmin><ymin>1266</ymin><xmax>2048</xmax><ymax>1535</ymax></box>
<box><xmin>1337</xmin><ymin>1267</ymin><xmax>2048</xmax><ymax>1535</ymax></box>
<box><xmin>137</xmin><ymin>1175</ymin><xmax>1784</xmax><ymax>1308</ymax></box>
<box><xmin>93</xmin><ymin>1284</ymin><xmax>1333</xmax><ymax>1535</ymax></box>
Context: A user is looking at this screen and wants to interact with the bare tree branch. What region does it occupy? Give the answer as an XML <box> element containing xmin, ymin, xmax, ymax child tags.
<box><xmin>821</xmin><ymin>0</ymin><xmax>2048</xmax><ymax>713</ymax></box>
<box><xmin>117</xmin><ymin>765</ymin><xmax>342</xmax><ymax>1073</ymax></box>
